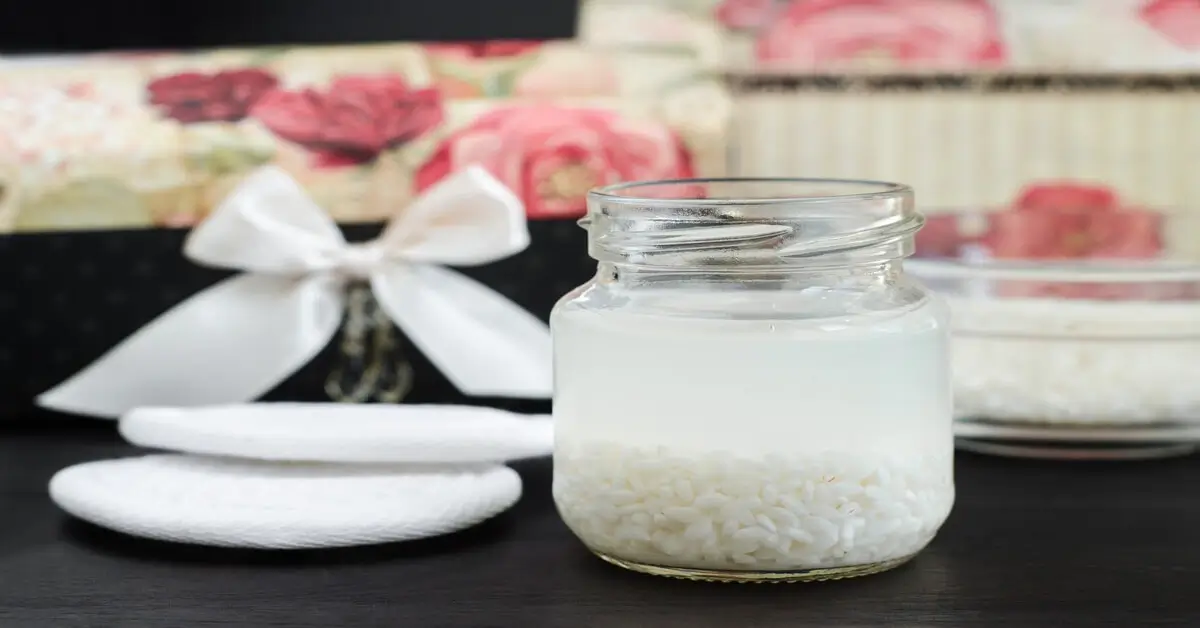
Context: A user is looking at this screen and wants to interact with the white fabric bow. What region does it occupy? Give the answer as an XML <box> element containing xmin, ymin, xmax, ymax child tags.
<box><xmin>38</xmin><ymin>166</ymin><xmax>553</xmax><ymax>419</ymax></box>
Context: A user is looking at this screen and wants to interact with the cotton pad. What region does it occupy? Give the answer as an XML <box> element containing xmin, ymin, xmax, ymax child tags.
<box><xmin>119</xmin><ymin>403</ymin><xmax>553</xmax><ymax>464</ymax></box>
<box><xmin>50</xmin><ymin>455</ymin><xmax>522</xmax><ymax>549</ymax></box>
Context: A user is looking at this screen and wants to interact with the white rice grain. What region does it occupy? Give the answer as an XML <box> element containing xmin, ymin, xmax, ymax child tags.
<box><xmin>553</xmin><ymin>441</ymin><xmax>954</xmax><ymax>571</ymax></box>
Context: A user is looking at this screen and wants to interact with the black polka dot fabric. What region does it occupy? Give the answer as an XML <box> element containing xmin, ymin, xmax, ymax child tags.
<box><xmin>0</xmin><ymin>221</ymin><xmax>590</xmax><ymax>419</ymax></box>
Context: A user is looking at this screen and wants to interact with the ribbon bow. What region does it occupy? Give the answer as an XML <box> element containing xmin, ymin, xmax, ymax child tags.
<box><xmin>38</xmin><ymin>166</ymin><xmax>553</xmax><ymax>419</ymax></box>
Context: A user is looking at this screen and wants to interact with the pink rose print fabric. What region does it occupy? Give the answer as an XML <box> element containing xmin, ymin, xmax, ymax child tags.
<box><xmin>147</xmin><ymin>69</ymin><xmax>278</xmax><ymax>124</ymax></box>
<box><xmin>424</xmin><ymin>41</ymin><xmax>544</xmax><ymax>60</ymax></box>
<box><xmin>984</xmin><ymin>183</ymin><xmax>1161</xmax><ymax>260</ymax></box>
<box><xmin>252</xmin><ymin>75</ymin><xmax>444</xmax><ymax>168</ymax></box>
<box><xmin>914</xmin><ymin>214</ymin><xmax>971</xmax><ymax>259</ymax></box>
<box><xmin>1139</xmin><ymin>0</ymin><xmax>1200</xmax><ymax>50</ymax></box>
<box><xmin>983</xmin><ymin>182</ymin><xmax>1169</xmax><ymax>300</ymax></box>
<box><xmin>415</xmin><ymin>106</ymin><xmax>695</xmax><ymax>219</ymax></box>
<box><xmin>715</xmin><ymin>0</ymin><xmax>779</xmax><ymax>31</ymax></box>
<box><xmin>755</xmin><ymin>0</ymin><xmax>1007</xmax><ymax>70</ymax></box>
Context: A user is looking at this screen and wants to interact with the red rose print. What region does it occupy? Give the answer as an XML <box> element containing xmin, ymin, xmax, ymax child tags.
<box><xmin>424</xmin><ymin>41</ymin><xmax>544</xmax><ymax>59</ymax></box>
<box><xmin>985</xmin><ymin>183</ymin><xmax>1161</xmax><ymax>260</ymax></box>
<box><xmin>1139</xmin><ymin>0</ymin><xmax>1200</xmax><ymax>50</ymax></box>
<box><xmin>147</xmin><ymin>69</ymin><xmax>278</xmax><ymax>124</ymax></box>
<box><xmin>756</xmin><ymin>0</ymin><xmax>1006</xmax><ymax>70</ymax></box>
<box><xmin>251</xmin><ymin>75</ymin><xmax>444</xmax><ymax>168</ymax></box>
<box><xmin>716</xmin><ymin>0</ymin><xmax>778</xmax><ymax>31</ymax></box>
<box><xmin>425</xmin><ymin>40</ymin><xmax>546</xmax><ymax>98</ymax></box>
<box><xmin>914</xmin><ymin>214</ymin><xmax>971</xmax><ymax>258</ymax></box>
<box><xmin>984</xmin><ymin>182</ymin><xmax>1166</xmax><ymax>300</ymax></box>
<box><xmin>64</xmin><ymin>83</ymin><xmax>94</xmax><ymax>99</ymax></box>
<box><xmin>415</xmin><ymin>106</ymin><xmax>695</xmax><ymax>219</ymax></box>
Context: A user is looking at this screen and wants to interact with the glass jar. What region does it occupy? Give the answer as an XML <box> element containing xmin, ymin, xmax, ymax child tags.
<box><xmin>910</xmin><ymin>211</ymin><xmax>1200</xmax><ymax>461</ymax></box>
<box><xmin>551</xmin><ymin>178</ymin><xmax>955</xmax><ymax>583</ymax></box>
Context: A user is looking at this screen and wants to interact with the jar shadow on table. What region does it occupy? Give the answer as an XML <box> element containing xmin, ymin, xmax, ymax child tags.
<box><xmin>563</xmin><ymin>537</ymin><xmax>956</xmax><ymax>584</ymax></box>
<box><xmin>549</xmin><ymin>544</ymin><xmax>959</xmax><ymax>624</ymax></box>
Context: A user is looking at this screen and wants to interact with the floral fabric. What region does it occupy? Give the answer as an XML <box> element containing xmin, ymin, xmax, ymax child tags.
<box><xmin>580</xmin><ymin>0</ymin><xmax>1200</xmax><ymax>71</ymax></box>
<box><xmin>573</xmin><ymin>0</ymin><xmax>1200</xmax><ymax>261</ymax></box>
<box><xmin>0</xmin><ymin>40</ymin><xmax>722</xmax><ymax>232</ymax></box>
<box><xmin>984</xmin><ymin>184</ymin><xmax>1162</xmax><ymax>261</ymax></box>
<box><xmin>414</xmin><ymin>106</ymin><xmax>695</xmax><ymax>219</ymax></box>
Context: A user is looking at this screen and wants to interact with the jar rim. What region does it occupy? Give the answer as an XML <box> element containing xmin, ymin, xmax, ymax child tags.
<box><xmin>589</xmin><ymin>177</ymin><xmax>912</xmax><ymax>207</ymax></box>
<box><xmin>583</xmin><ymin>177</ymin><xmax>920</xmax><ymax>268</ymax></box>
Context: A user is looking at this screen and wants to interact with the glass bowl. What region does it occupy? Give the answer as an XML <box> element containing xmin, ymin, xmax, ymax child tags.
<box><xmin>908</xmin><ymin>195</ymin><xmax>1200</xmax><ymax>460</ymax></box>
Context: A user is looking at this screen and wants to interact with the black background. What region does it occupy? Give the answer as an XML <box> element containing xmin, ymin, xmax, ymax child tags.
<box><xmin>0</xmin><ymin>0</ymin><xmax>580</xmax><ymax>53</ymax></box>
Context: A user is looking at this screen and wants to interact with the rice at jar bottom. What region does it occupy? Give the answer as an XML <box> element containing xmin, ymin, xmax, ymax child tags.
<box><xmin>553</xmin><ymin>441</ymin><xmax>955</xmax><ymax>581</ymax></box>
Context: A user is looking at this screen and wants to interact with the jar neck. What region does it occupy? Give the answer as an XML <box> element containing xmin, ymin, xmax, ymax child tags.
<box><xmin>597</xmin><ymin>261</ymin><xmax>905</xmax><ymax>290</ymax></box>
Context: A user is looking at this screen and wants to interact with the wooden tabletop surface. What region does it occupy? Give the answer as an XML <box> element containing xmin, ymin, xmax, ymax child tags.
<box><xmin>0</xmin><ymin>419</ymin><xmax>1197</xmax><ymax>627</ymax></box>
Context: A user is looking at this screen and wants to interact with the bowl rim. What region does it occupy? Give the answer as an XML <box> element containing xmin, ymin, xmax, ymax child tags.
<box><xmin>907</xmin><ymin>258</ymin><xmax>1200</xmax><ymax>283</ymax></box>
<box><xmin>912</xmin><ymin>209</ymin><xmax>1200</xmax><ymax>283</ymax></box>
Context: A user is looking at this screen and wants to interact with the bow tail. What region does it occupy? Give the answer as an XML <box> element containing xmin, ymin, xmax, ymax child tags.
<box><xmin>371</xmin><ymin>265</ymin><xmax>553</xmax><ymax>399</ymax></box>
<box><xmin>37</xmin><ymin>274</ymin><xmax>345</xmax><ymax>419</ymax></box>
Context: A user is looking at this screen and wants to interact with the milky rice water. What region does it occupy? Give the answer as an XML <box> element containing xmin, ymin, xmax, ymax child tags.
<box><xmin>556</xmin><ymin>177</ymin><xmax>955</xmax><ymax>581</ymax></box>
<box><xmin>551</xmin><ymin>293</ymin><xmax>955</xmax><ymax>578</ymax></box>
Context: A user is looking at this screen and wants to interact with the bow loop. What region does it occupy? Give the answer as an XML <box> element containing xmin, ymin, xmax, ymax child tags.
<box><xmin>185</xmin><ymin>166</ymin><xmax>346</xmax><ymax>275</ymax></box>
<box><xmin>377</xmin><ymin>166</ymin><xmax>531</xmax><ymax>267</ymax></box>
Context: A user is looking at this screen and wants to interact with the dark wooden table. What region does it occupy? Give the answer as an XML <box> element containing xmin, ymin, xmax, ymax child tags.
<box><xmin>1</xmin><ymin>419</ymin><xmax>1197</xmax><ymax>627</ymax></box>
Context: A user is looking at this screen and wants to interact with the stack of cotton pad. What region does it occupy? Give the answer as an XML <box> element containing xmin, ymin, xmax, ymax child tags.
<box><xmin>49</xmin><ymin>403</ymin><xmax>553</xmax><ymax>549</ymax></box>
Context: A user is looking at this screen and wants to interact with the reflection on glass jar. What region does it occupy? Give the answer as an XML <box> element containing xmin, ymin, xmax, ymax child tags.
<box><xmin>551</xmin><ymin>178</ymin><xmax>955</xmax><ymax>582</ymax></box>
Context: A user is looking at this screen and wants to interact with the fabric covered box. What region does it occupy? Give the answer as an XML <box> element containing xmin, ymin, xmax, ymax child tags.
<box><xmin>0</xmin><ymin>40</ymin><xmax>724</xmax><ymax>231</ymax></box>
<box><xmin>0</xmin><ymin>39</ymin><xmax>728</xmax><ymax>418</ymax></box>
<box><xmin>576</xmin><ymin>0</ymin><xmax>1200</xmax><ymax>260</ymax></box>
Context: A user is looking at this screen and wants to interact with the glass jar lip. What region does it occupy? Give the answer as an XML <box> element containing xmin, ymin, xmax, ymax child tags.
<box><xmin>589</xmin><ymin>177</ymin><xmax>913</xmax><ymax>207</ymax></box>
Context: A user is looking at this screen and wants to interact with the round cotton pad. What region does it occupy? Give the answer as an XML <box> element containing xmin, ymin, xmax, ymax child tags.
<box><xmin>50</xmin><ymin>455</ymin><xmax>522</xmax><ymax>549</ymax></box>
<box><xmin>119</xmin><ymin>403</ymin><xmax>553</xmax><ymax>464</ymax></box>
